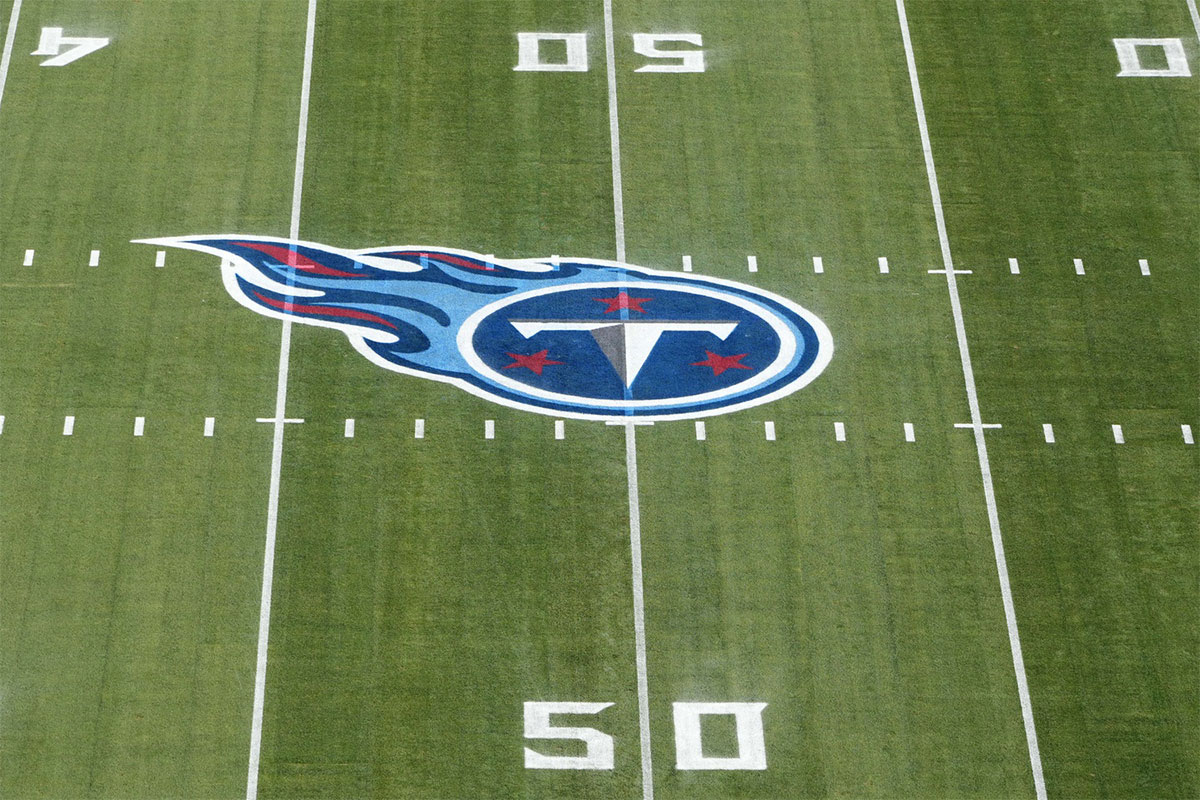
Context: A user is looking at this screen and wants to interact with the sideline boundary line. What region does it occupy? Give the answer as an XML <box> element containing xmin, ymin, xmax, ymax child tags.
<box><xmin>245</xmin><ymin>1</ymin><xmax>318</xmax><ymax>797</ymax></box>
<box><xmin>602</xmin><ymin>2</ymin><xmax>653</xmax><ymax>798</ymax></box>
<box><xmin>893</xmin><ymin>1</ymin><xmax>1047</xmax><ymax>798</ymax></box>
<box><xmin>0</xmin><ymin>0</ymin><xmax>24</xmax><ymax>118</ymax></box>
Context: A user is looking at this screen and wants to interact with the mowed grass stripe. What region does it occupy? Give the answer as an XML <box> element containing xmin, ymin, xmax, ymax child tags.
<box><xmin>905</xmin><ymin>0</ymin><xmax>1199</xmax><ymax>796</ymax></box>
<box><xmin>0</xmin><ymin>1</ymin><xmax>312</xmax><ymax>796</ymax></box>
<box><xmin>256</xmin><ymin>2</ymin><xmax>641</xmax><ymax>797</ymax></box>
<box><xmin>614</xmin><ymin>0</ymin><xmax>1033</xmax><ymax>796</ymax></box>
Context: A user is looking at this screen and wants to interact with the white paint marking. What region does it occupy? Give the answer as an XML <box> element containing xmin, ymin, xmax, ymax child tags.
<box><xmin>0</xmin><ymin>415</ymin><xmax>5</xmax><ymax>435</ymax></box>
<box><xmin>681</xmin><ymin>254</ymin><xmax>692</xmax><ymax>272</ymax></box>
<box><xmin>31</xmin><ymin>26</ymin><xmax>109</xmax><ymax>67</ymax></box>
<box><xmin>514</xmin><ymin>32</ymin><xmax>589</xmax><ymax>72</ymax></box>
<box><xmin>747</xmin><ymin>255</ymin><xmax>758</xmax><ymax>273</ymax></box>
<box><xmin>895</xmin><ymin>3</ymin><xmax>1045</xmax><ymax>795</ymax></box>
<box><xmin>1074</xmin><ymin>258</ymin><xmax>1085</xmax><ymax>275</ymax></box>
<box><xmin>1042</xmin><ymin>424</ymin><xmax>1055</xmax><ymax>443</ymax></box>
<box><xmin>955</xmin><ymin>422</ymin><xmax>1002</xmax><ymax>429</ymax></box>
<box><xmin>903</xmin><ymin>422</ymin><xmax>915</xmax><ymax>442</ymax></box>
<box><xmin>603</xmin><ymin>6</ymin><xmax>650</xmax><ymax>796</ymax></box>
<box><xmin>1190</xmin><ymin>0</ymin><xmax>1200</xmax><ymax>48</ymax></box>
<box><xmin>1138</xmin><ymin>258</ymin><xmax>1150</xmax><ymax>276</ymax></box>
<box><xmin>834</xmin><ymin>421</ymin><xmax>846</xmax><ymax>441</ymax></box>
<box><xmin>694</xmin><ymin>420</ymin><xmax>706</xmax><ymax>441</ymax></box>
<box><xmin>1113</xmin><ymin>38</ymin><xmax>1192</xmax><ymax>77</ymax></box>
<box><xmin>343</xmin><ymin>418</ymin><xmax>355</xmax><ymax>438</ymax></box>
<box><xmin>204</xmin><ymin>417</ymin><xmax>215</xmax><ymax>437</ymax></box>
<box><xmin>88</xmin><ymin>249</ymin><xmax>100</xmax><ymax>267</ymax></box>
<box><xmin>878</xmin><ymin>256</ymin><xmax>889</xmax><ymax>274</ymax></box>
<box><xmin>133</xmin><ymin>416</ymin><xmax>144</xmax><ymax>437</ymax></box>
<box><xmin>1183</xmin><ymin>424</ymin><xmax>1194</xmax><ymax>445</ymax></box>
<box><xmin>555</xmin><ymin>419</ymin><xmax>565</xmax><ymax>440</ymax></box>
<box><xmin>0</xmin><ymin>0</ymin><xmax>25</xmax><ymax>122</ymax></box>
<box><xmin>764</xmin><ymin>421</ymin><xmax>776</xmax><ymax>441</ymax></box>
<box><xmin>155</xmin><ymin>250</ymin><xmax>166</xmax><ymax>268</ymax></box>
<box><xmin>550</xmin><ymin>253</ymin><xmax>560</xmax><ymax>267</ymax></box>
<box><xmin>632</xmin><ymin>33</ymin><xmax>705</xmax><ymax>73</ymax></box>
<box><xmin>1112</xmin><ymin>424</ymin><xmax>1125</xmax><ymax>444</ymax></box>
<box><xmin>255</xmin><ymin>417</ymin><xmax>303</xmax><ymax>425</ymax></box>
<box><xmin>484</xmin><ymin>419</ymin><xmax>495</xmax><ymax>440</ymax></box>
<box><xmin>23</xmin><ymin>248</ymin><xmax>34</xmax><ymax>266</ymax></box>
<box><xmin>414</xmin><ymin>418</ymin><xmax>425</xmax><ymax>439</ymax></box>
<box><xmin>1009</xmin><ymin>257</ymin><xmax>1020</xmax><ymax>275</ymax></box>
<box><xmin>812</xmin><ymin>256</ymin><xmax>824</xmax><ymax>274</ymax></box>
<box><xmin>928</xmin><ymin>267</ymin><xmax>972</xmax><ymax>275</ymax></box>
<box><xmin>62</xmin><ymin>415</ymin><xmax>74</xmax><ymax>436</ymax></box>
<box><xmin>246</xmin><ymin>2</ymin><xmax>317</xmax><ymax>799</ymax></box>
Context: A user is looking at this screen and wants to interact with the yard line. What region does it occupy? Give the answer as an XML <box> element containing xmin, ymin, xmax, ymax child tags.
<box><xmin>894</xmin><ymin>2</ymin><xmax>1046</xmax><ymax>797</ymax></box>
<box><xmin>246</xmin><ymin>2</ymin><xmax>318</xmax><ymax>799</ymax></box>
<box><xmin>602</xmin><ymin>1</ymin><xmax>652</xmax><ymax>796</ymax></box>
<box><xmin>1188</xmin><ymin>0</ymin><xmax>1200</xmax><ymax>45</ymax></box>
<box><xmin>0</xmin><ymin>0</ymin><xmax>23</xmax><ymax>120</ymax></box>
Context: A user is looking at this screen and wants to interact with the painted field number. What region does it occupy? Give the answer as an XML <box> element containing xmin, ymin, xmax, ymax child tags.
<box><xmin>1114</xmin><ymin>38</ymin><xmax>1191</xmax><ymax>77</ymax></box>
<box><xmin>32</xmin><ymin>27</ymin><xmax>110</xmax><ymax>67</ymax></box>
<box><xmin>515</xmin><ymin>32</ymin><xmax>706</xmax><ymax>73</ymax></box>
<box><xmin>524</xmin><ymin>700</ymin><xmax>766</xmax><ymax>771</ymax></box>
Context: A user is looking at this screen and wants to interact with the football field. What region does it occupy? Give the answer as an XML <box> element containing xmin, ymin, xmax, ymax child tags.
<box><xmin>0</xmin><ymin>1</ymin><xmax>1197</xmax><ymax>798</ymax></box>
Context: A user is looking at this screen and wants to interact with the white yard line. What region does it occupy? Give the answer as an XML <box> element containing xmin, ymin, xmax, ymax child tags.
<box><xmin>602</xmin><ymin>2</ymin><xmax>652</xmax><ymax>797</ymax></box>
<box><xmin>245</xmin><ymin>1</ymin><xmax>317</xmax><ymax>798</ymax></box>
<box><xmin>1187</xmin><ymin>0</ymin><xmax>1200</xmax><ymax>45</ymax></box>
<box><xmin>893</xmin><ymin>2</ymin><xmax>1047</xmax><ymax>798</ymax></box>
<box><xmin>0</xmin><ymin>0</ymin><xmax>22</xmax><ymax>119</ymax></box>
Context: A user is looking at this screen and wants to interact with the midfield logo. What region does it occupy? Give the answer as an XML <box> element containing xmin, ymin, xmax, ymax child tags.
<box><xmin>136</xmin><ymin>236</ymin><xmax>832</xmax><ymax>421</ymax></box>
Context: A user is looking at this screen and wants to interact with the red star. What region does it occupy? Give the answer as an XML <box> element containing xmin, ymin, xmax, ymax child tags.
<box><xmin>502</xmin><ymin>350</ymin><xmax>564</xmax><ymax>375</ymax></box>
<box><xmin>594</xmin><ymin>291</ymin><xmax>652</xmax><ymax>314</ymax></box>
<box><xmin>692</xmin><ymin>351</ymin><xmax>753</xmax><ymax>376</ymax></box>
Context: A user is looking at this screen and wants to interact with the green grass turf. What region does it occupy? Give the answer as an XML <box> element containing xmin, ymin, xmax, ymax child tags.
<box><xmin>0</xmin><ymin>0</ymin><xmax>1195</xmax><ymax>798</ymax></box>
<box><xmin>1</xmin><ymin>1</ymin><xmax>307</xmax><ymax>796</ymax></box>
<box><xmin>906</xmin><ymin>0</ymin><xmax>1199</xmax><ymax>795</ymax></box>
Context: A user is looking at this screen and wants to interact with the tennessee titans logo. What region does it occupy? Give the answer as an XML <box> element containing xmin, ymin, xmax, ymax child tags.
<box><xmin>136</xmin><ymin>236</ymin><xmax>832</xmax><ymax>421</ymax></box>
